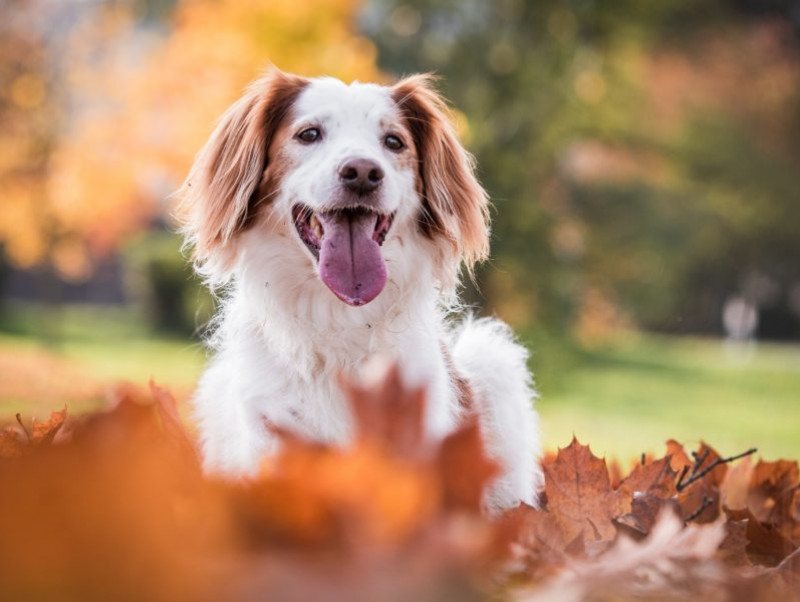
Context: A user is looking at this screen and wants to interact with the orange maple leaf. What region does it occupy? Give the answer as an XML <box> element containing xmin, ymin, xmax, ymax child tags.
<box><xmin>543</xmin><ymin>437</ymin><xmax>630</xmax><ymax>543</ymax></box>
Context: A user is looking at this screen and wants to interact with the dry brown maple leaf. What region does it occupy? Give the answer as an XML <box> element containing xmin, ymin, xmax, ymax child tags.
<box><xmin>30</xmin><ymin>406</ymin><xmax>68</xmax><ymax>445</ymax></box>
<box><xmin>502</xmin><ymin>503</ymin><xmax>569</xmax><ymax>578</ymax></box>
<box><xmin>1</xmin><ymin>376</ymin><xmax>504</xmax><ymax>602</ymax></box>
<box><xmin>243</xmin><ymin>363</ymin><xmax>499</xmax><ymax>549</ymax></box>
<box><xmin>666</xmin><ymin>438</ymin><xmax>693</xmax><ymax>473</ymax></box>
<box><xmin>0</xmin><ymin>426</ymin><xmax>26</xmax><ymax>458</ymax></box>
<box><xmin>338</xmin><ymin>363</ymin><xmax>427</xmax><ymax>459</ymax></box>
<box><xmin>775</xmin><ymin>546</ymin><xmax>800</xmax><ymax>591</ymax></box>
<box><xmin>518</xmin><ymin>510</ymin><xmax>729</xmax><ymax>602</ymax></box>
<box><xmin>717</xmin><ymin>518</ymin><xmax>750</xmax><ymax>568</ymax></box>
<box><xmin>618</xmin><ymin>455</ymin><xmax>677</xmax><ymax>499</ymax></box>
<box><xmin>675</xmin><ymin>442</ymin><xmax>728</xmax><ymax>524</ymax></box>
<box><xmin>543</xmin><ymin>437</ymin><xmax>630</xmax><ymax>543</ymax></box>
<box><xmin>613</xmin><ymin>492</ymin><xmax>681</xmax><ymax>539</ymax></box>
<box><xmin>0</xmin><ymin>387</ymin><xmax>219</xmax><ymax>602</ymax></box>
<box><xmin>237</xmin><ymin>442</ymin><xmax>439</xmax><ymax>548</ymax></box>
<box><xmin>613</xmin><ymin>456</ymin><xmax>680</xmax><ymax>538</ymax></box>
<box><xmin>726</xmin><ymin>508</ymin><xmax>798</xmax><ymax>566</ymax></box>
<box><xmin>341</xmin><ymin>362</ymin><xmax>498</xmax><ymax>514</ymax></box>
<box><xmin>721</xmin><ymin>454</ymin><xmax>755</xmax><ymax>511</ymax></box>
<box><xmin>747</xmin><ymin>459</ymin><xmax>799</xmax><ymax>530</ymax></box>
<box><xmin>7</xmin><ymin>369</ymin><xmax>800</xmax><ymax>602</ymax></box>
<box><xmin>0</xmin><ymin>407</ymin><xmax>70</xmax><ymax>458</ymax></box>
<box><xmin>438</xmin><ymin>417</ymin><xmax>499</xmax><ymax>513</ymax></box>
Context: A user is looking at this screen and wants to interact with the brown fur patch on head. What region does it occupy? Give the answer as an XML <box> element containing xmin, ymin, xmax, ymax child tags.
<box><xmin>391</xmin><ymin>74</ymin><xmax>490</xmax><ymax>272</ymax></box>
<box><xmin>178</xmin><ymin>69</ymin><xmax>309</xmax><ymax>269</ymax></box>
<box><xmin>253</xmin><ymin>119</ymin><xmax>297</xmax><ymax>222</ymax></box>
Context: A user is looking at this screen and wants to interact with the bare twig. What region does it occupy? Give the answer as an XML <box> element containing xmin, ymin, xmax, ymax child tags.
<box><xmin>691</xmin><ymin>448</ymin><xmax>711</xmax><ymax>469</ymax></box>
<box><xmin>684</xmin><ymin>494</ymin><xmax>713</xmax><ymax>522</ymax></box>
<box><xmin>677</xmin><ymin>464</ymin><xmax>690</xmax><ymax>487</ymax></box>
<box><xmin>676</xmin><ymin>447</ymin><xmax>758</xmax><ymax>492</ymax></box>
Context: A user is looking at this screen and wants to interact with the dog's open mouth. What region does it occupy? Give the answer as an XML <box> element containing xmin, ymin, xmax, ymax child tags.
<box><xmin>292</xmin><ymin>204</ymin><xmax>394</xmax><ymax>307</ymax></box>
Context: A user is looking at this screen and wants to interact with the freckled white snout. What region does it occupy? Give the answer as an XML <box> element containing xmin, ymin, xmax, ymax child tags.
<box><xmin>338</xmin><ymin>157</ymin><xmax>384</xmax><ymax>196</ymax></box>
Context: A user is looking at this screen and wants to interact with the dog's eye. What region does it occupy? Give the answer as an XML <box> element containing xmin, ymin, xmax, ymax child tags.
<box><xmin>297</xmin><ymin>127</ymin><xmax>321</xmax><ymax>143</ymax></box>
<box><xmin>384</xmin><ymin>134</ymin><xmax>404</xmax><ymax>152</ymax></box>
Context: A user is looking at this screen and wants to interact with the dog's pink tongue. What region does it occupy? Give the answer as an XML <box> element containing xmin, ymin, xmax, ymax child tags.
<box><xmin>318</xmin><ymin>211</ymin><xmax>386</xmax><ymax>306</ymax></box>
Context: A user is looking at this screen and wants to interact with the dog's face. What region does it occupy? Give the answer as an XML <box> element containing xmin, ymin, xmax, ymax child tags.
<box><xmin>271</xmin><ymin>79</ymin><xmax>419</xmax><ymax>305</ymax></box>
<box><xmin>180</xmin><ymin>70</ymin><xmax>489</xmax><ymax>305</ymax></box>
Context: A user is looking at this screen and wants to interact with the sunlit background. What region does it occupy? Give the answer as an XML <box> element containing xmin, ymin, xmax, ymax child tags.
<box><xmin>1</xmin><ymin>0</ymin><xmax>798</xmax><ymax>461</ymax></box>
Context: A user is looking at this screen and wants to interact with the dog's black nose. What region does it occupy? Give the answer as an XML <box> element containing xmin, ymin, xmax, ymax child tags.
<box><xmin>338</xmin><ymin>158</ymin><xmax>384</xmax><ymax>195</ymax></box>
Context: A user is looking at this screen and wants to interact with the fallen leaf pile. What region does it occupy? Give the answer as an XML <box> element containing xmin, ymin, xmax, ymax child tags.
<box><xmin>0</xmin><ymin>369</ymin><xmax>798</xmax><ymax>601</ymax></box>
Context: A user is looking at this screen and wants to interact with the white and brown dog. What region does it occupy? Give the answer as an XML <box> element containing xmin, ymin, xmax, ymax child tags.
<box><xmin>179</xmin><ymin>69</ymin><xmax>542</xmax><ymax>512</ymax></box>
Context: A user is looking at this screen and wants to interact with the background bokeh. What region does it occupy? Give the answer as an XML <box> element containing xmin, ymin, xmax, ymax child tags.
<box><xmin>1</xmin><ymin>0</ymin><xmax>798</xmax><ymax>460</ymax></box>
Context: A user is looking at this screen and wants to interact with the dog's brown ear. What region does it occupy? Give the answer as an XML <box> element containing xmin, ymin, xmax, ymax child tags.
<box><xmin>178</xmin><ymin>69</ymin><xmax>308</xmax><ymax>271</ymax></box>
<box><xmin>392</xmin><ymin>74</ymin><xmax>490</xmax><ymax>272</ymax></box>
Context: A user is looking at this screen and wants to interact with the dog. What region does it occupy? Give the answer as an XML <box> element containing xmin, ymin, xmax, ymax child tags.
<box><xmin>178</xmin><ymin>69</ymin><xmax>543</xmax><ymax>512</ymax></box>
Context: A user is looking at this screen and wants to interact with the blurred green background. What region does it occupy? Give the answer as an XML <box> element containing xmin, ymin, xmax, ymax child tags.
<box><xmin>1</xmin><ymin>0</ymin><xmax>798</xmax><ymax>460</ymax></box>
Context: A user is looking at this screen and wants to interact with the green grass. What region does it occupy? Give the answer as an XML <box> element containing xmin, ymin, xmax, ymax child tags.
<box><xmin>1</xmin><ymin>305</ymin><xmax>798</xmax><ymax>462</ymax></box>
<box><xmin>0</xmin><ymin>332</ymin><xmax>205</xmax><ymax>387</ymax></box>
<box><xmin>0</xmin><ymin>304</ymin><xmax>205</xmax><ymax>417</ymax></box>
<box><xmin>533</xmin><ymin>334</ymin><xmax>800</xmax><ymax>461</ymax></box>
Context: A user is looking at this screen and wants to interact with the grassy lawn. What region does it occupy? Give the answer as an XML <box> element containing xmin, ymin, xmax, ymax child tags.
<box><xmin>533</xmin><ymin>334</ymin><xmax>800</xmax><ymax>461</ymax></box>
<box><xmin>1</xmin><ymin>305</ymin><xmax>798</xmax><ymax>462</ymax></box>
<box><xmin>0</xmin><ymin>305</ymin><xmax>206</xmax><ymax>417</ymax></box>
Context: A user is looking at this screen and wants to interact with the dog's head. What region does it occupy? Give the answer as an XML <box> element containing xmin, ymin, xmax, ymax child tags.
<box><xmin>179</xmin><ymin>69</ymin><xmax>489</xmax><ymax>306</ymax></box>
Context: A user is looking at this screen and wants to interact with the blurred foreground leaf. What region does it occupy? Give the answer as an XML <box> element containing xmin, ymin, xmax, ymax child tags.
<box><xmin>0</xmin><ymin>371</ymin><xmax>798</xmax><ymax>601</ymax></box>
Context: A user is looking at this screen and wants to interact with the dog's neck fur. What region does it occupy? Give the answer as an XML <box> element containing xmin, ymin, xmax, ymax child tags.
<box><xmin>212</xmin><ymin>224</ymin><xmax>457</xmax><ymax>383</ymax></box>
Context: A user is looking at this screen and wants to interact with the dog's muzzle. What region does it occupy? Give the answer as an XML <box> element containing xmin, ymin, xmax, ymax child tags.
<box><xmin>292</xmin><ymin>204</ymin><xmax>395</xmax><ymax>306</ymax></box>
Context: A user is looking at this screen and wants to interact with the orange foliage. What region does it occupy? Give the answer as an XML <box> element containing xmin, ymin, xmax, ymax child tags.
<box><xmin>542</xmin><ymin>437</ymin><xmax>630</xmax><ymax>542</ymax></box>
<box><xmin>0</xmin><ymin>0</ymin><xmax>380</xmax><ymax>279</ymax></box>
<box><xmin>647</xmin><ymin>20</ymin><xmax>800</xmax><ymax>150</ymax></box>
<box><xmin>1</xmin><ymin>369</ymin><xmax>799</xmax><ymax>600</ymax></box>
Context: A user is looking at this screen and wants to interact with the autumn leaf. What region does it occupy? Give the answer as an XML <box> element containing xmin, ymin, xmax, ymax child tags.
<box><xmin>0</xmin><ymin>426</ymin><xmax>26</xmax><ymax>458</ymax></box>
<box><xmin>543</xmin><ymin>437</ymin><xmax>630</xmax><ymax>543</ymax></box>
<box><xmin>613</xmin><ymin>454</ymin><xmax>680</xmax><ymax>536</ymax></box>
<box><xmin>438</xmin><ymin>418</ymin><xmax>499</xmax><ymax>513</ymax></box>
<box><xmin>683</xmin><ymin>442</ymin><xmax>730</xmax><ymax>488</ymax></box>
<box><xmin>775</xmin><ymin>546</ymin><xmax>800</xmax><ymax>592</ymax></box>
<box><xmin>618</xmin><ymin>455</ymin><xmax>677</xmax><ymax>499</ymax></box>
<box><xmin>236</xmin><ymin>442</ymin><xmax>439</xmax><ymax>548</ymax></box>
<box><xmin>339</xmin><ymin>363</ymin><xmax>426</xmax><ymax>459</ymax></box>
<box><xmin>721</xmin><ymin>453</ymin><xmax>755</xmax><ymax>511</ymax></box>
<box><xmin>239</xmin><ymin>364</ymin><xmax>498</xmax><ymax>549</ymax></box>
<box><xmin>30</xmin><ymin>406</ymin><xmax>68</xmax><ymax>445</ymax></box>
<box><xmin>666</xmin><ymin>438</ymin><xmax>692</xmax><ymax>473</ymax></box>
<box><xmin>524</xmin><ymin>510</ymin><xmax>728</xmax><ymax>601</ymax></box>
<box><xmin>3</xmin><ymin>375</ymin><xmax>800</xmax><ymax>601</ymax></box>
<box><xmin>503</xmin><ymin>503</ymin><xmax>568</xmax><ymax>577</ymax></box>
<box><xmin>613</xmin><ymin>493</ymin><xmax>680</xmax><ymax>539</ymax></box>
<box><xmin>747</xmin><ymin>460</ymin><xmax>799</xmax><ymax>531</ymax></box>
<box><xmin>0</xmin><ymin>387</ymin><xmax>219</xmax><ymax>602</ymax></box>
<box><xmin>726</xmin><ymin>508</ymin><xmax>798</xmax><ymax>567</ymax></box>
<box><xmin>717</xmin><ymin>519</ymin><xmax>750</xmax><ymax>568</ymax></box>
<box><xmin>606</xmin><ymin>457</ymin><xmax>624</xmax><ymax>490</ymax></box>
<box><xmin>0</xmin><ymin>407</ymin><xmax>70</xmax><ymax>458</ymax></box>
<box><xmin>675</xmin><ymin>442</ymin><xmax>730</xmax><ymax>524</ymax></box>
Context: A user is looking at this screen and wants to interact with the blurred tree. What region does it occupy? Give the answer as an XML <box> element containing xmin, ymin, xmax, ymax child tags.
<box><xmin>123</xmin><ymin>228</ymin><xmax>213</xmax><ymax>336</ymax></box>
<box><xmin>0</xmin><ymin>0</ymin><xmax>380</xmax><ymax>281</ymax></box>
<box><xmin>363</xmin><ymin>0</ymin><xmax>800</xmax><ymax>339</ymax></box>
<box><xmin>0</xmin><ymin>0</ymin><xmax>63</xmax><ymax>273</ymax></box>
